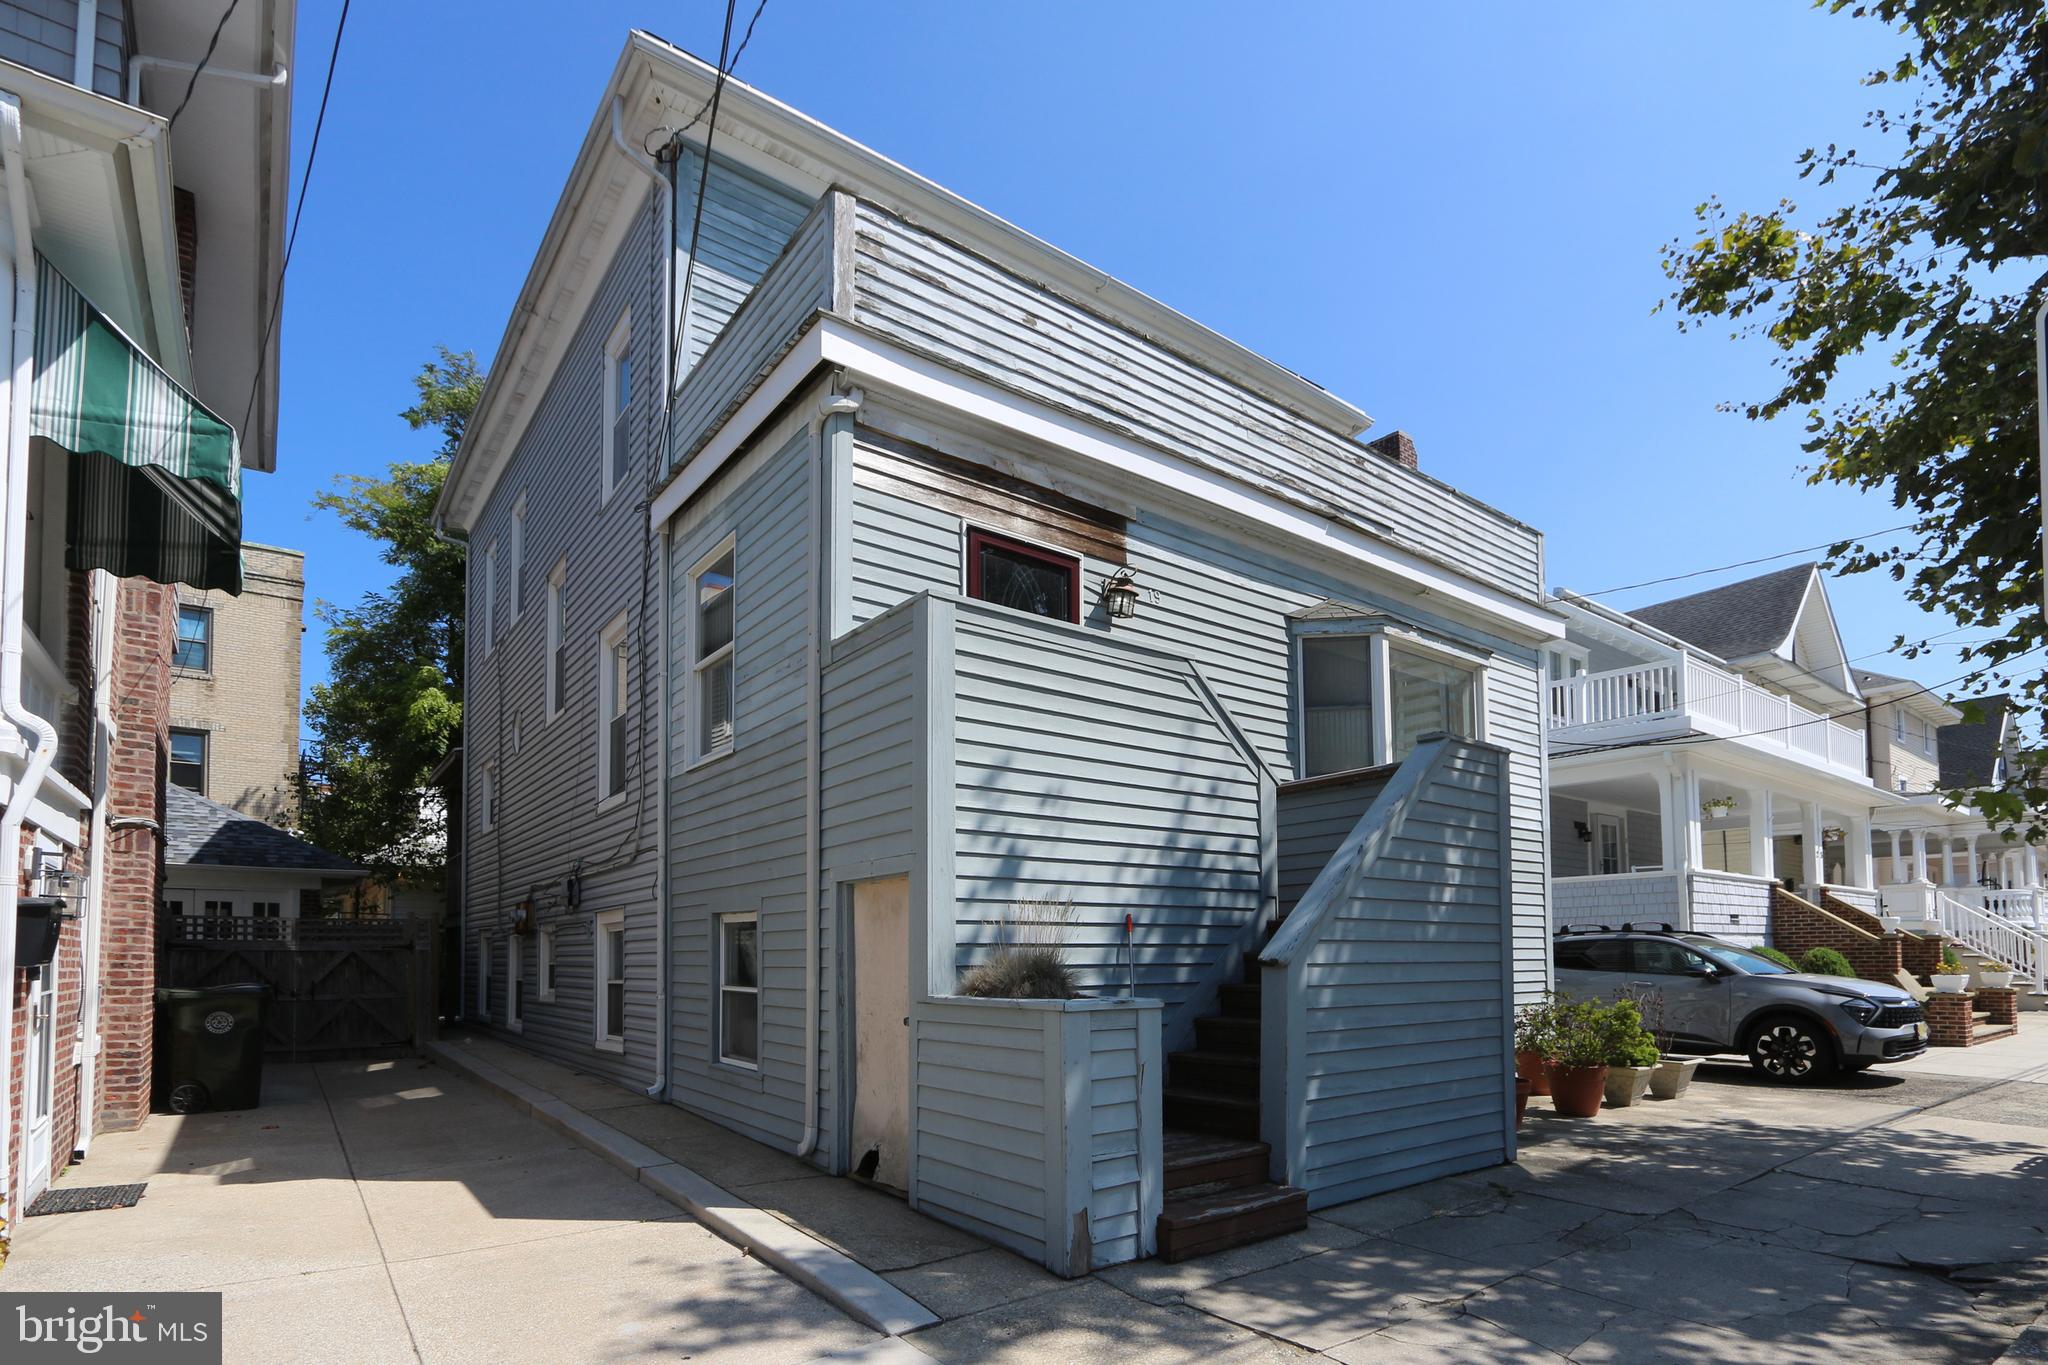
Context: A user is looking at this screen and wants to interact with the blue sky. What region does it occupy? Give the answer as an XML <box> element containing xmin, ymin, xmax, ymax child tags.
<box><xmin>250</xmin><ymin>2</ymin><xmax>1964</xmax><ymax>719</ymax></box>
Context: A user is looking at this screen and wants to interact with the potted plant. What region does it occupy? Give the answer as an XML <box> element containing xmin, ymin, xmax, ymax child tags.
<box><xmin>1515</xmin><ymin>1073</ymin><xmax>1533</xmax><ymax>1128</ymax></box>
<box><xmin>1651</xmin><ymin>1055</ymin><xmax>1701</xmax><ymax>1100</ymax></box>
<box><xmin>1544</xmin><ymin>998</ymin><xmax>1612</xmax><ymax>1118</ymax></box>
<box><xmin>1514</xmin><ymin>995</ymin><xmax>1557</xmax><ymax>1097</ymax></box>
<box><xmin>1978</xmin><ymin>959</ymin><xmax>2016</xmax><ymax>990</ymax></box>
<box><xmin>1931</xmin><ymin>945</ymin><xmax>1971</xmax><ymax>994</ymax></box>
<box><xmin>1599</xmin><ymin>1000</ymin><xmax>1661</xmax><ymax>1108</ymax></box>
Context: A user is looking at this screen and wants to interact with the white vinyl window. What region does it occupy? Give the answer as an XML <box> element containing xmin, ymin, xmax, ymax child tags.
<box><xmin>1297</xmin><ymin>628</ymin><xmax>1484</xmax><ymax>777</ymax></box>
<box><xmin>509</xmin><ymin>493</ymin><xmax>526</xmax><ymax>622</ymax></box>
<box><xmin>598</xmin><ymin>612</ymin><xmax>630</xmax><ymax>804</ymax></box>
<box><xmin>602</xmin><ymin>311</ymin><xmax>633</xmax><ymax>502</ymax></box>
<box><xmin>251</xmin><ymin>900</ymin><xmax>283</xmax><ymax>919</ymax></box>
<box><xmin>537</xmin><ymin>929</ymin><xmax>557</xmax><ymax>1002</ymax></box>
<box><xmin>507</xmin><ymin>934</ymin><xmax>524</xmax><ymax>1033</ymax></box>
<box><xmin>476</xmin><ymin>939</ymin><xmax>491</xmax><ymax>1022</ymax></box>
<box><xmin>546</xmin><ymin>559</ymin><xmax>567</xmax><ymax>720</ymax></box>
<box><xmin>689</xmin><ymin>538</ymin><xmax>736</xmax><ymax>765</ymax></box>
<box><xmin>717</xmin><ymin>913</ymin><xmax>760</xmax><ymax>1069</ymax></box>
<box><xmin>595</xmin><ymin>910</ymin><xmax>626</xmax><ymax>1051</ymax></box>
<box><xmin>481</xmin><ymin>541</ymin><xmax>497</xmax><ymax>656</ymax></box>
<box><xmin>479</xmin><ymin>762</ymin><xmax>498</xmax><ymax>833</ymax></box>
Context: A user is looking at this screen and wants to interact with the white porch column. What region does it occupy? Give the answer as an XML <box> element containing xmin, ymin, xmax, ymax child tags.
<box><xmin>1802</xmin><ymin>801</ymin><xmax>1826</xmax><ymax>889</ymax></box>
<box><xmin>1845</xmin><ymin>815</ymin><xmax>1872</xmax><ymax>889</ymax></box>
<box><xmin>1747</xmin><ymin>789</ymin><xmax>1775</xmax><ymax>881</ymax></box>
<box><xmin>1912</xmin><ymin>827</ymin><xmax>1931</xmax><ymax>883</ymax></box>
<box><xmin>1661</xmin><ymin>758</ymin><xmax>1701</xmax><ymax>874</ymax></box>
<box><xmin>2027</xmin><ymin>845</ymin><xmax>2041</xmax><ymax>888</ymax></box>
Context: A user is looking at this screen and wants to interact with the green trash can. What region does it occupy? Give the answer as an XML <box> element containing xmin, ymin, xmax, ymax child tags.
<box><xmin>156</xmin><ymin>984</ymin><xmax>269</xmax><ymax>1113</ymax></box>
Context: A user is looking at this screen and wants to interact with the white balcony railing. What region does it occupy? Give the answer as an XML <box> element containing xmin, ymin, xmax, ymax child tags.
<box><xmin>1950</xmin><ymin>886</ymin><xmax>2047</xmax><ymax>930</ymax></box>
<box><xmin>1548</xmin><ymin>654</ymin><xmax>1866</xmax><ymax>778</ymax></box>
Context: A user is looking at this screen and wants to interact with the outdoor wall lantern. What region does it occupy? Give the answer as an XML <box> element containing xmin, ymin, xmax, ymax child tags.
<box><xmin>1574</xmin><ymin>821</ymin><xmax>1593</xmax><ymax>843</ymax></box>
<box><xmin>1101</xmin><ymin>569</ymin><xmax>1141</xmax><ymax>620</ymax></box>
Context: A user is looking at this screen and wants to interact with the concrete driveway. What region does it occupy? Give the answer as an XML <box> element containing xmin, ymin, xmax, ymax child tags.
<box><xmin>1</xmin><ymin>1059</ymin><xmax>876</xmax><ymax>1364</ymax></box>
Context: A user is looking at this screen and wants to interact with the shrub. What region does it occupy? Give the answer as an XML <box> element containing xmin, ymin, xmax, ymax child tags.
<box><xmin>1515</xmin><ymin>994</ymin><xmax>1561</xmax><ymax>1057</ymax></box>
<box><xmin>1753</xmin><ymin>946</ymin><xmax>1798</xmax><ymax>970</ymax></box>
<box><xmin>958</xmin><ymin>944</ymin><xmax>1076</xmax><ymax>999</ymax></box>
<box><xmin>1798</xmin><ymin>946</ymin><xmax>1857</xmax><ymax>978</ymax></box>
<box><xmin>1546</xmin><ymin>995</ymin><xmax>1660</xmax><ymax>1069</ymax></box>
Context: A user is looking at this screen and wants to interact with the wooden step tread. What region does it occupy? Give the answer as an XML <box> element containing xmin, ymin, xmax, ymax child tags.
<box><xmin>1162</xmin><ymin>1130</ymin><xmax>1269</xmax><ymax>1193</ymax></box>
<box><xmin>1163</xmin><ymin>1086</ymin><xmax>1258</xmax><ymax>1113</ymax></box>
<box><xmin>1156</xmin><ymin>1181</ymin><xmax>1308</xmax><ymax>1262</ymax></box>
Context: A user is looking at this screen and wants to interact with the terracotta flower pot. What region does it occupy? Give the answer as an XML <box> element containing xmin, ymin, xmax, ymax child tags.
<box><xmin>1547</xmin><ymin>1062</ymin><xmax>1609</xmax><ymax>1118</ymax></box>
<box><xmin>1516</xmin><ymin>1050</ymin><xmax>1552</xmax><ymax>1096</ymax></box>
<box><xmin>1515</xmin><ymin>1075</ymin><xmax>1533</xmax><ymax>1128</ymax></box>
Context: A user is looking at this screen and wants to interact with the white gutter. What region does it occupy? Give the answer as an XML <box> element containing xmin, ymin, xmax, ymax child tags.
<box><xmin>72</xmin><ymin>570</ymin><xmax>115</xmax><ymax>1159</ymax></box>
<box><xmin>126</xmin><ymin>56</ymin><xmax>289</xmax><ymax>107</ymax></box>
<box><xmin>0</xmin><ymin>90</ymin><xmax>55</xmax><ymax>1226</ymax></box>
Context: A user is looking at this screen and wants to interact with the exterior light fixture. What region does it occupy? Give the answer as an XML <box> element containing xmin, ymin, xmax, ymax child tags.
<box><xmin>1102</xmin><ymin>569</ymin><xmax>1141</xmax><ymax>620</ymax></box>
<box><xmin>1573</xmin><ymin>821</ymin><xmax>1593</xmax><ymax>843</ymax></box>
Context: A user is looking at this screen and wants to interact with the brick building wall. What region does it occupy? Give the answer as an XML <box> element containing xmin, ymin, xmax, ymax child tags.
<box><xmin>169</xmin><ymin>543</ymin><xmax>303</xmax><ymax>824</ymax></box>
<box><xmin>1769</xmin><ymin>886</ymin><xmax>1904</xmax><ymax>983</ymax></box>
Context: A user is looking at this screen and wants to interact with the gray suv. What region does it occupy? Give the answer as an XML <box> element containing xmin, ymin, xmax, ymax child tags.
<box><xmin>1553</xmin><ymin>926</ymin><xmax>1929</xmax><ymax>1081</ymax></box>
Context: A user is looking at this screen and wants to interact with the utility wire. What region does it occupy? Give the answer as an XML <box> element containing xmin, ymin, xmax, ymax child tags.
<box><xmin>671</xmin><ymin>0</ymin><xmax>740</xmax><ymax>372</ymax></box>
<box><xmin>1576</xmin><ymin>522</ymin><xmax>1918</xmax><ymax>599</ymax></box>
<box><xmin>168</xmin><ymin>0</ymin><xmax>243</xmax><ymax>127</ymax></box>
<box><xmin>673</xmin><ymin>0</ymin><xmax>769</xmax><ymax>139</ymax></box>
<box><xmin>239</xmin><ymin>0</ymin><xmax>350</xmax><ymax>441</ymax></box>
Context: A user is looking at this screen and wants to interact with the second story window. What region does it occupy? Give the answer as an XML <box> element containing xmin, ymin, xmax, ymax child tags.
<box><xmin>510</xmin><ymin>494</ymin><xmax>526</xmax><ymax>622</ymax></box>
<box><xmin>1301</xmin><ymin>636</ymin><xmax>1375</xmax><ymax>777</ymax></box>
<box><xmin>482</xmin><ymin>542</ymin><xmax>498</xmax><ymax>656</ymax></box>
<box><xmin>174</xmin><ymin>605</ymin><xmax>212</xmax><ymax>671</ymax></box>
<box><xmin>546</xmin><ymin>560</ymin><xmax>567</xmax><ymax>719</ymax></box>
<box><xmin>480</xmin><ymin>762</ymin><xmax>498</xmax><ymax>832</ymax></box>
<box><xmin>598</xmin><ymin>613</ymin><xmax>630</xmax><ymax>802</ymax></box>
<box><xmin>1297</xmin><ymin>630</ymin><xmax>1484</xmax><ymax>777</ymax></box>
<box><xmin>169</xmin><ymin>728</ymin><xmax>207</xmax><ymax>793</ymax></box>
<box><xmin>603</xmin><ymin>312</ymin><xmax>633</xmax><ymax>502</ymax></box>
<box><xmin>690</xmin><ymin>540</ymin><xmax>736</xmax><ymax>764</ymax></box>
<box><xmin>966</xmin><ymin>529</ymin><xmax>1079</xmax><ymax>623</ymax></box>
<box><xmin>1387</xmin><ymin>647</ymin><xmax>1477</xmax><ymax>761</ymax></box>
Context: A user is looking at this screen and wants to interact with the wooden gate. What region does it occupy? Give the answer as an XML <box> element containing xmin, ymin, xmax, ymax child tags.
<box><xmin>161</xmin><ymin>916</ymin><xmax>429</xmax><ymax>1059</ymax></box>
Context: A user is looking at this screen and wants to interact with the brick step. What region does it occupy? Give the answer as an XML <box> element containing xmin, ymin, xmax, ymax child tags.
<box><xmin>1168</xmin><ymin>1049</ymin><xmax>1258</xmax><ymax>1097</ymax></box>
<box><xmin>1195</xmin><ymin>1014</ymin><xmax>1259</xmax><ymax>1054</ymax></box>
<box><xmin>1162</xmin><ymin>1130</ymin><xmax>1269</xmax><ymax>1193</ymax></box>
<box><xmin>1974</xmin><ymin>1024</ymin><xmax>2018</xmax><ymax>1044</ymax></box>
<box><xmin>1163</xmin><ymin>1086</ymin><xmax>1260</xmax><ymax>1138</ymax></box>
<box><xmin>1157</xmin><ymin>1180</ymin><xmax>1308</xmax><ymax>1262</ymax></box>
<box><xmin>1219</xmin><ymin>983</ymin><xmax>1261</xmax><ymax>1017</ymax></box>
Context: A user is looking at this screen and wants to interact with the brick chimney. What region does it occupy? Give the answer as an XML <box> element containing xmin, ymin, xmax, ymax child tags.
<box><xmin>1366</xmin><ymin>430</ymin><xmax>1418</xmax><ymax>470</ymax></box>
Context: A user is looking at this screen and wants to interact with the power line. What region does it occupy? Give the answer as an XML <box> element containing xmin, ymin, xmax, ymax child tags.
<box><xmin>671</xmin><ymin>0</ymin><xmax>741</xmax><ymax>372</ymax></box>
<box><xmin>168</xmin><ymin>0</ymin><xmax>243</xmax><ymax>127</ymax></box>
<box><xmin>674</xmin><ymin>0</ymin><xmax>769</xmax><ymax>139</ymax></box>
<box><xmin>239</xmin><ymin>0</ymin><xmax>351</xmax><ymax>441</ymax></box>
<box><xmin>1576</xmin><ymin>523</ymin><xmax>1918</xmax><ymax>598</ymax></box>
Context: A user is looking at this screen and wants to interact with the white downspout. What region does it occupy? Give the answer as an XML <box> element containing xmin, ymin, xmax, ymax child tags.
<box><xmin>0</xmin><ymin>90</ymin><xmax>55</xmax><ymax>1225</ymax></box>
<box><xmin>73</xmin><ymin>570</ymin><xmax>115</xmax><ymax>1159</ymax></box>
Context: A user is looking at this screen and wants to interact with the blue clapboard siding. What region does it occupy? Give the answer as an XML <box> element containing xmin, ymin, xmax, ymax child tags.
<box><xmin>665</xmin><ymin>427</ymin><xmax>832</xmax><ymax>1151</ymax></box>
<box><xmin>1277</xmin><ymin>740</ymin><xmax>1513</xmax><ymax>1208</ymax></box>
<box><xmin>911</xmin><ymin>1000</ymin><xmax>1053</xmax><ymax>1258</ymax></box>
<box><xmin>1084</xmin><ymin>1006</ymin><xmax>1153</xmax><ymax>1268</ymax></box>
<box><xmin>820</xmin><ymin>608</ymin><xmax>919</xmax><ymax>879</ymax></box>
<box><xmin>668</xmin><ymin>191</ymin><xmax>835</xmax><ymax>475</ymax></box>
<box><xmin>844</xmin><ymin>454</ymin><xmax>1551</xmax><ymax>1005</ymax></box>
<box><xmin>458</xmin><ymin>185</ymin><xmax>663</xmax><ymax>1091</ymax></box>
<box><xmin>848</xmin><ymin>203</ymin><xmax>1543</xmax><ymax>599</ymax></box>
<box><xmin>1278</xmin><ymin>770</ymin><xmax>1395</xmax><ymax>916</ymax></box>
<box><xmin>949</xmin><ymin>607</ymin><xmax>1267</xmax><ymax>1037</ymax></box>
<box><xmin>672</xmin><ymin>144</ymin><xmax>816</xmax><ymax>376</ymax></box>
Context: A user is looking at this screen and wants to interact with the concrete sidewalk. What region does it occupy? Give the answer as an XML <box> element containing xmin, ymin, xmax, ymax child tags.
<box><xmin>2</xmin><ymin>1058</ymin><xmax>877</xmax><ymax>1363</ymax></box>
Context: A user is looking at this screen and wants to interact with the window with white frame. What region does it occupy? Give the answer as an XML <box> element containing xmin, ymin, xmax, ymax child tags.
<box><xmin>251</xmin><ymin>900</ymin><xmax>283</xmax><ymax>919</ymax></box>
<box><xmin>546</xmin><ymin>559</ymin><xmax>567</xmax><ymax>719</ymax></box>
<box><xmin>510</xmin><ymin>494</ymin><xmax>526</xmax><ymax>622</ymax></box>
<box><xmin>507</xmin><ymin>934</ymin><xmax>524</xmax><ymax>1031</ymax></box>
<box><xmin>477</xmin><ymin>939</ymin><xmax>491</xmax><ymax>1021</ymax></box>
<box><xmin>690</xmin><ymin>540</ymin><xmax>736</xmax><ymax>763</ymax></box>
<box><xmin>480</xmin><ymin>763</ymin><xmax>498</xmax><ymax>832</ymax></box>
<box><xmin>602</xmin><ymin>312</ymin><xmax>633</xmax><ymax>501</ymax></box>
<box><xmin>1894</xmin><ymin>706</ymin><xmax>1907</xmax><ymax>742</ymax></box>
<box><xmin>537</xmin><ymin>929</ymin><xmax>557</xmax><ymax>1002</ymax></box>
<box><xmin>595</xmin><ymin>910</ymin><xmax>626</xmax><ymax>1050</ymax></box>
<box><xmin>173</xmin><ymin>604</ymin><xmax>213</xmax><ymax>671</ymax></box>
<box><xmin>482</xmin><ymin>541</ymin><xmax>497</xmax><ymax>655</ymax></box>
<box><xmin>718</xmin><ymin>913</ymin><xmax>760</xmax><ymax>1068</ymax></box>
<box><xmin>1297</xmin><ymin>628</ymin><xmax>1483</xmax><ymax>777</ymax></box>
<box><xmin>598</xmin><ymin>612</ymin><xmax>630</xmax><ymax>802</ymax></box>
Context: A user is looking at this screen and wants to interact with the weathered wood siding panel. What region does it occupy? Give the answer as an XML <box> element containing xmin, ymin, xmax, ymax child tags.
<box><xmin>949</xmin><ymin>607</ymin><xmax>1265</xmax><ymax>1037</ymax></box>
<box><xmin>1278</xmin><ymin>772</ymin><xmax>1394</xmax><ymax>916</ymax></box>
<box><xmin>848</xmin><ymin>204</ymin><xmax>1542</xmax><ymax>597</ymax></box>
<box><xmin>1290</xmin><ymin>743</ymin><xmax>1512</xmax><ymax>1208</ymax></box>
<box><xmin>667</xmin><ymin>191</ymin><xmax>833</xmax><ymax>476</ymax></box>
<box><xmin>460</xmin><ymin>185</ymin><xmax>662</xmax><ymax>1091</ymax></box>
<box><xmin>665</xmin><ymin>427</ymin><xmax>829</xmax><ymax>1150</ymax></box>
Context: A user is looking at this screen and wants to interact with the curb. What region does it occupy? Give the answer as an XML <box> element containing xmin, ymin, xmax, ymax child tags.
<box><xmin>426</xmin><ymin>1040</ymin><xmax>938</xmax><ymax>1337</ymax></box>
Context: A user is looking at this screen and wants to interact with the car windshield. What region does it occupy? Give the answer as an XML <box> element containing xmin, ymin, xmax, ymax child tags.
<box><xmin>1684</xmin><ymin>937</ymin><xmax>1791</xmax><ymax>975</ymax></box>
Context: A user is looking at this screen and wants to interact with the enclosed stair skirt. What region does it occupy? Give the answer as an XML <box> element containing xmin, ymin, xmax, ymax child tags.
<box><xmin>1157</xmin><ymin>950</ymin><xmax>1309</xmax><ymax>1262</ymax></box>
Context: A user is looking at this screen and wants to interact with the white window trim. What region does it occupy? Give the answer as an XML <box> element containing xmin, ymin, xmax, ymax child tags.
<box><xmin>594</xmin><ymin>909</ymin><xmax>626</xmax><ymax>1053</ymax></box>
<box><xmin>686</xmin><ymin>535</ymin><xmax>738</xmax><ymax>770</ymax></box>
<box><xmin>476</xmin><ymin>939</ymin><xmax>491</xmax><ymax>1022</ymax></box>
<box><xmin>716</xmin><ymin>911</ymin><xmax>760</xmax><ymax>1071</ymax></box>
<box><xmin>506</xmin><ymin>934</ymin><xmax>524</xmax><ymax>1033</ymax></box>
<box><xmin>601</xmin><ymin>310</ymin><xmax>633</xmax><ymax>505</ymax></box>
<box><xmin>597</xmin><ymin>610</ymin><xmax>631</xmax><ymax>809</ymax></box>
<box><xmin>479</xmin><ymin>762</ymin><xmax>498</xmax><ymax>833</ymax></box>
<box><xmin>509</xmin><ymin>493</ymin><xmax>527</xmax><ymax>623</ymax></box>
<box><xmin>1293</xmin><ymin>623</ymin><xmax>1488</xmax><ymax>779</ymax></box>
<box><xmin>482</xmin><ymin>541</ymin><xmax>498</xmax><ymax>656</ymax></box>
<box><xmin>545</xmin><ymin>558</ymin><xmax>567</xmax><ymax>721</ymax></box>
<box><xmin>537</xmin><ymin>928</ymin><xmax>557</xmax><ymax>1003</ymax></box>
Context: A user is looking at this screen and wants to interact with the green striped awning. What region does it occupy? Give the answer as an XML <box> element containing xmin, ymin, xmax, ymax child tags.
<box><xmin>34</xmin><ymin>255</ymin><xmax>243</xmax><ymax>594</ymax></box>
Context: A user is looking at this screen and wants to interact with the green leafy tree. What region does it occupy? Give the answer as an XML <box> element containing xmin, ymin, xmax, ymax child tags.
<box><xmin>296</xmin><ymin>348</ymin><xmax>482</xmax><ymax>874</ymax></box>
<box><xmin>1660</xmin><ymin>1</ymin><xmax>2048</xmax><ymax>830</ymax></box>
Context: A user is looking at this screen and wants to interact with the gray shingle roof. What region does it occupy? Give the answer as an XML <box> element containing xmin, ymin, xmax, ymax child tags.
<box><xmin>1851</xmin><ymin>667</ymin><xmax>1912</xmax><ymax>693</ymax></box>
<box><xmin>1939</xmin><ymin>695</ymin><xmax>2010</xmax><ymax>789</ymax></box>
<box><xmin>1628</xmin><ymin>563</ymin><xmax>1816</xmax><ymax>661</ymax></box>
<box><xmin>165</xmin><ymin>785</ymin><xmax>365</xmax><ymax>873</ymax></box>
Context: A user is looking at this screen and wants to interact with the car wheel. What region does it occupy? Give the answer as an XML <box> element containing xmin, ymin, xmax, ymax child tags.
<box><xmin>1746</xmin><ymin>1016</ymin><xmax>1835</xmax><ymax>1083</ymax></box>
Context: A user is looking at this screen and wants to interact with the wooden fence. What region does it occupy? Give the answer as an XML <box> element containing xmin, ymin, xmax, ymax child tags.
<box><xmin>161</xmin><ymin>916</ymin><xmax>430</xmax><ymax>1059</ymax></box>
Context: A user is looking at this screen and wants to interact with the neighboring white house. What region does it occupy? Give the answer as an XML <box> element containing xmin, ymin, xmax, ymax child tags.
<box><xmin>163</xmin><ymin>785</ymin><xmax>366</xmax><ymax>922</ymax></box>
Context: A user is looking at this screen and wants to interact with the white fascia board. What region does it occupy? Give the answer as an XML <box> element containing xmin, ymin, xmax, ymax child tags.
<box><xmin>1552</xmin><ymin>741</ymin><xmax>1898</xmax><ymax>810</ymax></box>
<box><xmin>650</xmin><ymin>317</ymin><xmax>1563</xmax><ymax>644</ymax></box>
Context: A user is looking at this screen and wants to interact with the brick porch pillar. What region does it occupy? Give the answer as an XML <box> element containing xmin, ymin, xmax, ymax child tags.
<box><xmin>1980</xmin><ymin>986</ymin><xmax>2020</xmax><ymax>1028</ymax></box>
<box><xmin>1926</xmin><ymin>991</ymin><xmax>1976</xmax><ymax>1047</ymax></box>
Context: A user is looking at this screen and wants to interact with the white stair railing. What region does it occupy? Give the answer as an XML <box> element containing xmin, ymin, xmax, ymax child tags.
<box><xmin>1934</xmin><ymin>891</ymin><xmax>2048</xmax><ymax>992</ymax></box>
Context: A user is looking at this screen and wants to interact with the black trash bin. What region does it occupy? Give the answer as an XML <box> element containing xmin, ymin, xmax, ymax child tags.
<box><xmin>155</xmin><ymin>984</ymin><xmax>269</xmax><ymax>1113</ymax></box>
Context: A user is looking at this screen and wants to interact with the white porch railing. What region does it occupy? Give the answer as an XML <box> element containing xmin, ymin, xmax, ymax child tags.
<box><xmin>1934</xmin><ymin>891</ymin><xmax>2048</xmax><ymax>991</ymax></box>
<box><xmin>1547</xmin><ymin>654</ymin><xmax>1865</xmax><ymax>778</ymax></box>
<box><xmin>1949</xmin><ymin>886</ymin><xmax>2047</xmax><ymax>930</ymax></box>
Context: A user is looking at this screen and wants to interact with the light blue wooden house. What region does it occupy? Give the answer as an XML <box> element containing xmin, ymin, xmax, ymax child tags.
<box><xmin>435</xmin><ymin>33</ymin><xmax>1562</xmax><ymax>1273</ymax></box>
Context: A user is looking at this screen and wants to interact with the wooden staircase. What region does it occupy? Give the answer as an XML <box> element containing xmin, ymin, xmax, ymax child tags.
<box><xmin>1156</xmin><ymin>954</ymin><xmax>1308</xmax><ymax>1262</ymax></box>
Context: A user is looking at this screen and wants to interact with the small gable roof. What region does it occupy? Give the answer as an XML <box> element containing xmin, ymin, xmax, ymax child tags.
<box><xmin>1629</xmin><ymin>563</ymin><xmax>1817</xmax><ymax>661</ymax></box>
<box><xmin>165</xmin><ymin>785</ymin><xmax>365</xmax><ymax>874</ymax></box>
<box><xmin>1939</xmin><ymin>695</ymin><xmax>2011</xmax><ymax>789</ymax></box>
